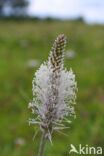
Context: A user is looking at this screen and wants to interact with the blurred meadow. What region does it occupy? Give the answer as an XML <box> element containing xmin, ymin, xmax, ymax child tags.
<box><xmin>0</xmin><ymin>19</ymin><xmax>104</xmax><ymax>156</ymax></box>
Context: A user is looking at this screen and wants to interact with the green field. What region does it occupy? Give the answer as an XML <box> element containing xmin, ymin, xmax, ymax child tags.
<box><xmin>0</xmin><ymin>19</ymin><xmax>104</xmax><ymax>156</ymax></box>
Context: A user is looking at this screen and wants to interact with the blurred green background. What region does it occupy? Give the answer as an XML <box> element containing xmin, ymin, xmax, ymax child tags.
<box><xmin>0</xmin><ymin>19</ymin><xmax>104</xmax><ymax>156</ymax></box>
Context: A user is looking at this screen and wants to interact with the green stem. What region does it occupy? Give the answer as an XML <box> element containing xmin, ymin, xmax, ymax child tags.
<box><xmin>38</xmin><ymin>131</ymin><xmax>47</xmax><ymax>156</ymax></box>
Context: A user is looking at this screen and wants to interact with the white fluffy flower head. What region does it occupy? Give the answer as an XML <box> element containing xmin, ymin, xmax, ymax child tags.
<box><xmin>28</xmin><ymin>34</ymin><xmax>77</xmax><ymax>142</ymax></box>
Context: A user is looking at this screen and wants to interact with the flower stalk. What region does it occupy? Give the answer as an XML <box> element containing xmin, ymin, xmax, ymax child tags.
<box><xmin>28</xmin><ymin>34</ymin><xmax>77</xmax><ymax>156</ymax></box>
<box><xmin>38</xmin><ymin>130</ymin><xmax>47</xmax><ymax>156</ymax></box>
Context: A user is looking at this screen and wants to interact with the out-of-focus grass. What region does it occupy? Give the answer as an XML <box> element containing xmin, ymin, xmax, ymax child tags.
<box><xmin>0</xmin><ymin>19</ymin><xmax>104</xmax><ymax>156</ymax></box>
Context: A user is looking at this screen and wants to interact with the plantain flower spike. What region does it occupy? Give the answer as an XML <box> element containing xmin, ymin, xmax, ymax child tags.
<box><xmin>28</xmin><ymin>34</ymin><xmax>77</xmax><ymax>143</ymax></box>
